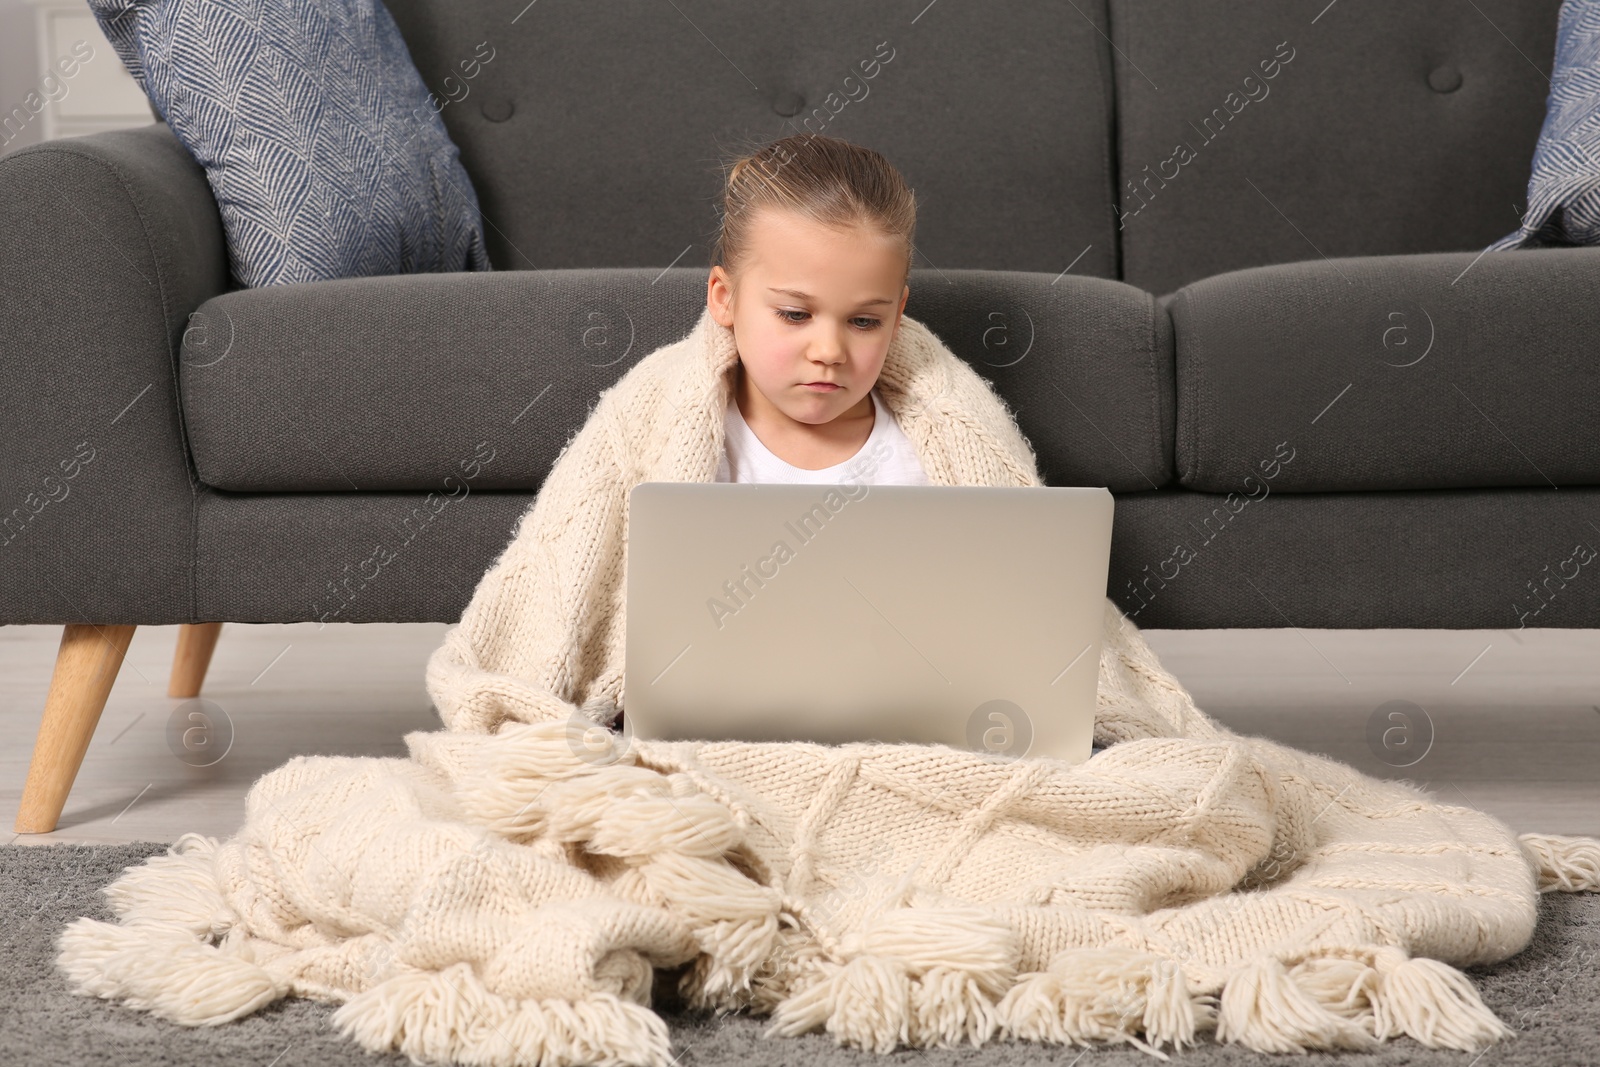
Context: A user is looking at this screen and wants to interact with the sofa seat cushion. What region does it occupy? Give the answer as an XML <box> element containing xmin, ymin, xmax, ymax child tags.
<box><xmin>178</xmin><ymin>268</ymin><xmax>1175</xmax><ymax>493</ymax></box>
<box><xmin>185</xmin><ymin>483</ymin><xmax>1600</xmax><ymax>630</ymax></box>
<box><xmin>1170</xmin><ymin>246</ymin><xmax>1600</xmax><ymax>492</ymax></box>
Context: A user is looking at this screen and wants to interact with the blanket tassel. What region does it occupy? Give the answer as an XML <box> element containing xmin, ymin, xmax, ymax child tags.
<box><xmin>461</xmin><ymin>720</ymin><xmax>788</xmax><ymax>1013</ymax></box>
<box><xmin>1215</xmin><ymin>946</ymin><xmax>1515</xmax><ymax>1054</ymax></box>
<box><xmin>997</xmin><ymin>946</ymin><xmax>1209</xmax><ymax>1060</ymax></box>
<box><xmin>765</xmin><ymin>955</ymin><xmax>1011</xmax><ymax>1054</ymax></box>
<box><xmin>331</xmin><ymin>962</ymin><xmax>675</xmax><ymax>1067</ymax></box>
<box><xmin>765</xmin><ymin>906</ymin><xmax>1021</xmax><ymax>1054</ymax></box>
<box><xmin>55</xmin><ymin>832</ymin><xmax>290</xmax><ymax>1026</ymax></box>
<box><xmin>1518</xmin><ymin>831</ymin><xmax>1600</xmax><ymax>893</ymax></box>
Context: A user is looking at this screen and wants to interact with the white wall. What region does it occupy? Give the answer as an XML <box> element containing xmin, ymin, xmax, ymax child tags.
<box><xmin>0</xmin><ymin>0</ymin><xmax>155</xmax><ymax>158</ymax></box>
<box><xmin>0</xmin><ymin>0</ymin><xmax>42</xmax><ymax>155</ymax></box>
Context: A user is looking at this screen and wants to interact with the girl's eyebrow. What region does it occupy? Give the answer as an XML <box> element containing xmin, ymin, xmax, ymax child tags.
<box><xmin>768</xmin><ymin>286</ymin><xmax>895</xmax><ymax>308</ymax></box>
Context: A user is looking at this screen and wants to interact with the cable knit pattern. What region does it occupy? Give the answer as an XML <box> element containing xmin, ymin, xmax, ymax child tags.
<box><xmin>56</xmin><ymin>306</ymin><xmax>1600</xmax><ymax>1065</ymax></box>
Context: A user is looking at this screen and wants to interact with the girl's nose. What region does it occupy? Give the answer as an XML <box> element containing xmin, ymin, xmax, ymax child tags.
<box><xmin>812</xmin><ymin>335</ymin><xmax>847</xmax><ymax>364</ymax></box>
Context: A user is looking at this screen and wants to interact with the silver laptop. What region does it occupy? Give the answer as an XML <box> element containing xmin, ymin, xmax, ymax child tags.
<box><xmin>622</xmin><ymin>483</ymin><xmax>1113</xmax><ymax>764</ymax></box>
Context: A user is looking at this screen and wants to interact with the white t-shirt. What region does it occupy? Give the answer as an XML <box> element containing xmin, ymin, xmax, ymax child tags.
<box><xmin>714</xmin><ymin>386</ymin><xmax>930</xmax><ymax>485</ymax></box>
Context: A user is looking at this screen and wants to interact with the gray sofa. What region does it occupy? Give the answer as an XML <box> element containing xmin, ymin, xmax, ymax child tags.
<box><xmin>5</xmin><ymin>0</ymin><xmax>1595</xmax><ymax>833</ymax></box>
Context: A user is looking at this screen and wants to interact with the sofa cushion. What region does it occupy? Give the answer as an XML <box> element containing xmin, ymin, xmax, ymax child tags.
<box><xmin>1107</xmin><ymin>0</ymin><xmax>1563</xmax><ymax>296</ymax></box>
<box><xmin>1170</xmin><ymin>246</ymin><xmax>1600</xmax><ymax>493</ymax></box>
<box><xmin>1488</xmin><ymin>0</ymin><xmax>1600</xmax><ymax>251</ymax></box>
<box><xmin>177</xmin><ymin>269</ymin><xmax>1175</xmax><ymax>493</ymax></box>
<box><xmin>188</xmin><ymin>483</ymin><xmax>1600</xmax><ymax>630</ymax></box>
<box><xmin>1102</xmin><ymin>486</ymin><xmax>1600</xmax><ymax>629</ymax></box>
<box><xmin>88</xmin><ymin>0</ymin><xmax>491</xmax><ymax>287</ymax></box>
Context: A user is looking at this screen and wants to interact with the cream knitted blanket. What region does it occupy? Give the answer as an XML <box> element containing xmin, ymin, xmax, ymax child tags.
<box><xmin>59</xmin><ymin>306</ymin><xmax>1600</xmax><ymax>1065</ymax></box>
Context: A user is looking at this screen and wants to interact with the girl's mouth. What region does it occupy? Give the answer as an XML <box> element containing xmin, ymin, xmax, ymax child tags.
<box><xmin>801</xmin><ymin>382</ymin><xmax>841</xmax><ymax>391</ymax></box>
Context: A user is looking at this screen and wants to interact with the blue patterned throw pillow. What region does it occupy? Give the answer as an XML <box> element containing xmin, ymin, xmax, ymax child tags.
<box><xmin>1486</xmin><ymin>0</ymin><xmax>1600</xmax><ymax>251</ymax></box>
<box><xmin>88</xmin><ymin>0</ymin><xmax>492</xmax><ymax>287</ymax></box>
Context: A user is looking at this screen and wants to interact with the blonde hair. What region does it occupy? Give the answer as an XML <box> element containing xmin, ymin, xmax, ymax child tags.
<box><xmin>711</xmin><ymin>133</ymin><xmax>917</xmax><ymax>291</ymax></box>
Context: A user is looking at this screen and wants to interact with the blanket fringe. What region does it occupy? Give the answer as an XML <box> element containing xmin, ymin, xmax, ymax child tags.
<box><xmin>96</xmin><ymin>831</ymin><xmax>240</xmax><ymax>937</ymax></box>
<box><xmin>763</xmin><ymin>906</ymin><xmax>1019</xmax><ymax>1052</ymax></box>
<box><xmin>331</xmin><ymin>960</ymin><xmax>675</xmax><ymax>1067</ymax></box>
<box><xmin>459</xmin><ymin>720</ymin><xmax>786</xmax><ymax>1011</ymax></box>
<box><xmin>1519</xmin><ymin>831</ymin><xmax>1600</xmax><ymax>893</ymax></box>
<box><xmin>1214</xmin><ymin>946</ymin><xmax>1514</xmax><ymax>1055</ymax></box>
<box><xmin>641</xmin><ymin>851</ymin><xmax>783</xmax><ymax>1010</ymax></box>
<box><xmin>55</xmin><ymin>832</ymin><xmax>289</xmax><ymax>1026</ymax></box>
<box><xmin>56</xmin><ymin>919</ymin><xmax>290</xmax><ymax>1026</ymax></box>
<box><xmin>764</xmin><ymin>955</ymin><xmax>917</xmax><ymax>1054</ymax></box>
<box><xmin>1216</xmin><ymin>954</ymin><xmax>1381</xmax><ymax>1054</ymax></box>
<box><xmin>996</xmin><ymin>946</ymin><xmax>1209</xmax><ymax>1060</ymax></box>
<box><xmin>1370</xmin><ymin>947</ymin><xmax>1513</xmax><ymax>1050</ymax></box>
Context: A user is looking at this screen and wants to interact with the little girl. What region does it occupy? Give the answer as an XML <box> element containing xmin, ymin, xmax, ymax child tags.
<box><xmin>426</xmin><ymin>132</ymin><xmax>1109</xmax><ymax>758</ymax></box>
<box><xmin>705</xmin><ymin>135</ymin><xmax>928</xmax><ymax>488</ymax></box>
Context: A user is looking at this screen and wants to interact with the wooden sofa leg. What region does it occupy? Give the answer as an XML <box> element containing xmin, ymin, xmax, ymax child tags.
<box><xmin>14</xmin><ymin>623</ymin><xmax>138</xmax><ymax>834</ymax></box>
<box><xmin>168</xmin><ymin>622</ymin><xmax>224</xmax><ymax>698</ymax></box>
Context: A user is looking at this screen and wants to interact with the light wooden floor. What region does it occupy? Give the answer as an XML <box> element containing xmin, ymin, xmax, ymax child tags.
<box><xmin>3</xmin><ymin>622</ymin><xmax>1597</xmax><ymax>845</ymax></box>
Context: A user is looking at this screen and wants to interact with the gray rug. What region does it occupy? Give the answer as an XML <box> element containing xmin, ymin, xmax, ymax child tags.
<box><xmin>3</xmin><ymin>841</ymin><xmax>1597</xmax><ymax>1066</ymax></box>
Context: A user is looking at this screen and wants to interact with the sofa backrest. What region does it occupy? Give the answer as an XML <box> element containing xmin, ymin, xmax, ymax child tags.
<box><xmin>384</xmin><ymin>0</ymin><xmax>1121</xmax><ymax>280</ymax></box>
<box><xmin>387</xmin><ymin>0</ymin><xmax>1561</xmax><ymax>295</ymax></box>
<box><xmin>1108</xmin><ymin>0</ymin><xmax>1563</xmax><ymax>296</ymax></box>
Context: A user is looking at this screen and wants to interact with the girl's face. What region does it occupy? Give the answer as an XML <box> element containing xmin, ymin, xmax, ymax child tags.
<box><xmin>707</xmin><ymin>207</ymin><xmax>910</xmax><ymax>429</ymax></box>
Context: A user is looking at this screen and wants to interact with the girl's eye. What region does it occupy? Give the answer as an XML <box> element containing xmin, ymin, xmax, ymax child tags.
<box><xmin>774</xmin><ymin>308</ymin><xmax>883</xmax><ymax>330</ymax></box>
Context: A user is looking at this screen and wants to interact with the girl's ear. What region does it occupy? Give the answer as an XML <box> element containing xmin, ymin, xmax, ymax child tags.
<box><xmin>706</xmin><ymin>267</ymin><xmax>737</xmax><ymax>328</ymax></box>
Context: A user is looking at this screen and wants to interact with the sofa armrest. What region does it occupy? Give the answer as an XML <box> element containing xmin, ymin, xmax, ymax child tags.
<box><xmin>1171</xmin><ymin>247</ymin><xmax>1600</xmax><ymax>493</ymax></box>
<box><xmin>0</xmin><ymin>122</ymin><xmax>228</xmax><ymax>624</ymax></box>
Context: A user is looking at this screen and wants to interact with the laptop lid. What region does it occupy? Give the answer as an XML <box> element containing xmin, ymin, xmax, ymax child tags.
<box><xmin>623</xmin><ymin>483</ymin><xmax>1114</xmax><ymax>763</ymax></box>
